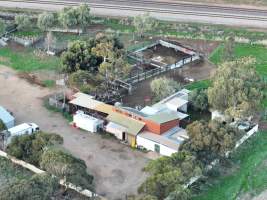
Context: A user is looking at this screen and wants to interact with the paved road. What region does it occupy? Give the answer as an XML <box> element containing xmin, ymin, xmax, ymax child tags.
<box><xmin>1</xmin><ymin>0</ymin><xmax>267</xmax><ymax>28</ymax></box>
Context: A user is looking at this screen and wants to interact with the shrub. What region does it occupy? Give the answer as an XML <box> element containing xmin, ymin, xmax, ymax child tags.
<box><xmin>40</xmin><ymin>147</ymin><xmax>94</xmax><ymax>189</ymax></box>
<box><xmin>6</xmin><ymin>132</ymin><xmax>63</xmax><ymax>166</ymax></box>
<box><xmin>0</xmin><ymin>174</ymin><xmax>59</xmax><ymax>200</ymax></box>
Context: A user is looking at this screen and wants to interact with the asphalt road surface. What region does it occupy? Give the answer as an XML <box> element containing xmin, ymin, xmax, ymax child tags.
<box><xmin>1</xmin><ymin>0</ymin><xmax>267</xmax><ymax>28</ymax></box>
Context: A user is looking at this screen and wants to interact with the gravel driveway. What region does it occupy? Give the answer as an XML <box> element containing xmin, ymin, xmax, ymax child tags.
<box><xmin>0</xmin><ymin>66</ymin><xmax>149</xmax><ymax>200</ymax></box>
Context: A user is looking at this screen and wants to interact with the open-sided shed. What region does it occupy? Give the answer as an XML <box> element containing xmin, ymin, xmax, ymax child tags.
<box><xmin>0</xmin><ymin>106</ymin><xmax>14</xmax><ymax>129</ymax></box>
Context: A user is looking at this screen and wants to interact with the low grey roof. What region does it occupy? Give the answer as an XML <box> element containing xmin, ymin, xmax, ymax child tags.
<box><xmin>0</xmin><ymin>106</ymin><xmax>14</xmax><ymax>124</ymax></box>
<box><xmin>138</xmin><ymin>127</ymin><xmax>188</xmax><ymax>151</ymax></box>
<box><xmin>138</xmin><ymin>131</ymin><xmax>180</xmax><ymax>151</ymax></box>
<box><xmin>145</xmin><ymin>111</ymin><xmax>180</xmax><ymax>124</ymax></box>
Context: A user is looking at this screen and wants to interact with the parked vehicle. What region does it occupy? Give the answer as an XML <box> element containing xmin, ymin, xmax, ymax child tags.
<box><xmin>3</xmin><ymin>123</ymin><xmax>39</xmax><ymax>145</ymax></box>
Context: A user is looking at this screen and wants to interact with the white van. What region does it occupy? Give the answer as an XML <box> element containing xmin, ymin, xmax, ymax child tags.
<box><xmin>5</xmin><ymin>123</ymin><xmax>39</xmax><ymax>145</ymax></box>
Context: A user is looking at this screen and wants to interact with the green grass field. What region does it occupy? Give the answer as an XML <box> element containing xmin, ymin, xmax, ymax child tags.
<box><xmin>193</xmin><ymin>131</ymin><xmax>267</xmax><ymax>200</ymax></box>
<box><xmin>210</xmin><ymin>43</ymin><xmax>267</xmax><ymax>77</ymax></box>
<box><xmin>0</xmin><ymin>47</ymin><xmax>60</xmax><ymax>72</ymax></box>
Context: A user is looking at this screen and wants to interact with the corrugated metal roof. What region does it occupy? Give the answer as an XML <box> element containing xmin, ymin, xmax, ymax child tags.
<box><xmin>145</xmin><ymin>111</ymin><xmax>180</xmax><ymax>124</ymax></box>
<box><xmin>69</xmin><ymin>92</ymin><xmax>114</xmax><ymax>115</ymax></box>
<box><xmin>107</xmin><ymin>112</ymin><xmax>145</xmax><ymax>136</ymax></box>
<box><xmin>0</xmin><ymin>106</ymin><xmax>14</xmax><ymax>124</ymax></box>
<box><xmin>166</xmin><ymin>98</ymin><xmax>188</xmax><ymax>109</ymax></box>
<box><xmin>95</xmin><ymin>103</ymin><xmax>114</xmax><ymax>115</ymax></box>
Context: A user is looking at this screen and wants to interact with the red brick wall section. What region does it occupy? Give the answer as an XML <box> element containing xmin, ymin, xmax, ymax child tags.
<box><xmin>143</xmin><ymin>119</ymin><xmax>161</xmax><ymax>134</ymax></box>
<box><xmin>143</xmin><ymin>119</ymin><xmax>179</xmax><ymax>135</ymax></box>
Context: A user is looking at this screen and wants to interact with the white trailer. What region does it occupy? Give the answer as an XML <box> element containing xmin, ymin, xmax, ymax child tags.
<box><xmin>5</xmin><ymin>123</ymin><xmax>39</xmax><ymax>145</ymax></box>
<box><xmin>73</xmin><ymin>111</ymin><xmax>103</xmax><ymax>133</ymax></box>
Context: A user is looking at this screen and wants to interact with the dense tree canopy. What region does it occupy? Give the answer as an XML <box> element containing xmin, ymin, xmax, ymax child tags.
<box><xmin>58</xmin><ymin>5</ymin><xmax>91</xmax><ymax>30</ymax></box>
<box><xmin>76</xmin><ymin>4</ymin><xmax>91</xmax><ymax>31</ymax></box>
<box><xmin>40</xmin><ymin>148</ymin><xmax>94</xmax><ymax>189</ymax></box>
<box><xmin>189</xmin><ymin>89</ymin><xmax>209</xmax><ymax>112</ymax></box>
<box><xmin>139</xmin><ymin>151</ymin><xmax>201</xmax><ymax>200</ymax></box>
<box><xmin>208</xmin><ymin>57</ymin><xmax>263</xmax><ymax>119</ymax></box>
<box><xmin>133</xmin><ymin>12</ymin><xmax>158</xmax><ymax>37</ymax></box>
<box><xmin>181</xmin><ymin>120</ymin><xmax>240</xmax><ymax>163</ymax></box>
<box><xmin>61</xmin><ymin>40</ymin><xmax>98</xmax><ymax>73</ymax></box>
<box><xmin>37</xmin><ymin>12</ymin><xmax>55</xmax><ymax>31</ymax></box>
<box><xmin>223</xmin><ymin>33</ymin><xmax>235</xmax><ymax>61</ymax></box>
<box><xmin>7</xmin><ymin>132</ymin><xmax>63</xmax><ymax>166</ymax></box>
<box><xmin>62</xmin><ymin>34</ymin><xmax>128</xmax><ymax>82</ymax></box>
<box><xmin>150</xmin><ymin>77</ymin><xmax>181</xmax><ymax>101</ymax></box>
<box><xmin>14</xmin><ymin>15</ymin><xmax>31</xmax><ymax>31</ymax></box>
<box><xmin>99</xmin><ymin>55</ymin><xmax>130</xmax><ymax>80</ymax></box>
<box><xmin>68</xmin><ymin>70</ymin><xmax>103</xmax><ymax>93</ymax></box>
<box><xmin>0</xmin><ymin>174</ymin><xmax>59</xmax><ymax>200</ymax></box>
<box><xmin>58</xmin><ymin>7</ymin><xmax>78</xmax><ymax>29</ymax></box>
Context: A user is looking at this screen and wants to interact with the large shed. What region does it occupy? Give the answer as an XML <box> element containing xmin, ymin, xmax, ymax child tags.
<box><xmin>0</xmin><ymin>106</ymin><xmax>15</xmax><ymax>129</ymax></box>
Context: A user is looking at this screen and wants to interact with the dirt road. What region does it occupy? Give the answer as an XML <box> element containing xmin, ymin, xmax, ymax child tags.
<box><xmin>0</xmin><ymin>66</ymin><xmax>149</xmax><ymax>200</ymax></box>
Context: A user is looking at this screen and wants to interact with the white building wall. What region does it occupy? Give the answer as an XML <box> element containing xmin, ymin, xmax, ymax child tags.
<box><xmin>136</xmin><ymin>136</ymin><xmax>177</xmax><ymax>156</ymax></box>
<box><xmin>105</xmin><ymin>126</ymin><xmax>123</xmax><ymax>140</ymax></box>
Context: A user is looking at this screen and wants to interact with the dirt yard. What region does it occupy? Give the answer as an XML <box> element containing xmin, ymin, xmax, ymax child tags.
<box><xmin>142</xmin><ymin>44</ymin><xmax>189</xmax><ymax>65</ymax></box>
<box><xmin>0</xmin><ymin>65</ymin><xmax>149</xmax><ymax>200</ymax></box>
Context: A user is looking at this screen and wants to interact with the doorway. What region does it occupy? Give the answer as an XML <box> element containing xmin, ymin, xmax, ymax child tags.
<box><xmin>122</xmin><ymin>132</ymin><xmax>126</xmax><ymax>141</ymax></box>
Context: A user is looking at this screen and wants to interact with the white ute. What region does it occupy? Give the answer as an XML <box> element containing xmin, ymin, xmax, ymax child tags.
<box><xmin>5</xmin><ymin>123</ymin><xmax>40</xmax><ymax>145</ymax></box>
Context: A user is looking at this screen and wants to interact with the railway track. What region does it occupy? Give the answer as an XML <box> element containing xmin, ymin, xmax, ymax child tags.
<box><xmin>87</xmin><ymin>0</ymin><xmax>267</xmax><ymax>15</ymax></box>
<box><xmin>1</xmin><ymin>0</ymin><xmax>267</xmax><ymax>21</ymax></box>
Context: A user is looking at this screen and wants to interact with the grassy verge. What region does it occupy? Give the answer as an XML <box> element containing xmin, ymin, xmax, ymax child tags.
<box><xmin>193</xmin><ymin>131</ymin><xmax>267</xmax><ymax>200</ymax></box>
<box><xmin>102</xmin><ymin>17</ymin><xmax>267</xmax><ymax>42</ymax></box>
<box><xmin>11</xmin><ymin>28</ymin><xmax>43</xmax><ymax>38</ymax></box>
<box><xmin>185</xmin><ymin>80</ymin><xmax>212</xmax><ymax>90</ymax></box>
<box><xmin>0</xmin><ymin>47</ymin><xmax>60</xmax><ymax>72</ymax></box>
<box><xmin>42</xmin><ymin>80</ymin><xmax>55</xmax><ymax>88</ymax></box>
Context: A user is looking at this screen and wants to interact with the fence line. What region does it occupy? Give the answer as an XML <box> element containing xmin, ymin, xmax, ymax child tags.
<box><xmin>125</xmin><ymin>55</ymin><xmax>200</xmax><ymax>85</ymax></box>
<box><xmin>0</xmin><ymin>149</ymin><xmax>104</xmax><ymax>199</ymax></box>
